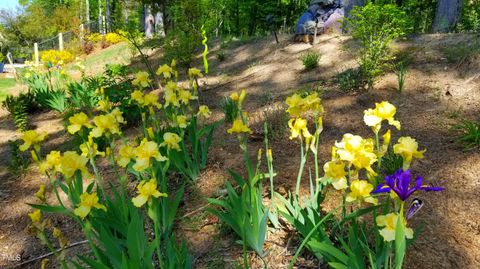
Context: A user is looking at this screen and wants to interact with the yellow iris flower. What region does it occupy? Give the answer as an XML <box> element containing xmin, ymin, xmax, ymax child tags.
<box><xmin>178</xmin><ymin>89</ymin><xmax>197</xmax><ymax>105</ymax></box>
<box><xmin>110</xmin><ymin>108</ymin><xmax>125</xmax><ymax>124</ymax></box>
<box><xmin>227</xmin><ymin>118</ymin><xmax>252</xmax><ymax>134</ymax></box>
<box><xmin>80</xmin><ymin>140</ymin><xmax>105</xmax><ymax>158</ymax></box>
<box><xmin>143</xmin><ymin>92</ymin><xmax>162</xmax><ymax>109</ymax></box>
<box><xmin>133</xmin><ymin>139</ymin><xmax>167</xmax><ymax>172</ymax></box>
<box><xmin>175</xmin><ymin>115</ymin><xmax>188</xmax><ymax>128</ymax></box>
<box><xmin>346</xmin><ymin>179</ymin><xmax>377</xmax><ymax>204</ymax></box>
<box><xmin>97</xmin><ymin>99</ymin><xmax>109</xmax><ymax>112</ymax></box>
<box><xmin>230</xmin><ymin>92</ymin><xmax>239</xmax><ymax>101</ymax></box>
<box><xmin>91</xmin><ymin>114</ymin><xmax>121</xmax><ymax>137</ymax></box>
<box><xmin>164</xmin><ymin>84</ymin><xmax>180</xmax><ymax>107</ymax></box>
<box><xmin>117</xmin><ymin>145</ymin><xmax>136</xmax><ymax>167</ymax></box>
<box><xmin>60</xmin><ymin>151</ymin><xmax>90</xmax><ymax>178</ymax></box>
<box><xmin>322</xmin><ymin>160</ymin><xmax>347</xmax><ymax>190</ymax></box>
<box><xmin>156</xmin><ymin>64</ymin><xmax>173</xmax><ymax>79</ymax></box>
<box><xmin>288</xmin><ymin>118</ymin><xmax>312</xmax><ymax>140</ymax></box>
<box><xmin>132</xmin><ymin>179</ymin><xmax>168</xmax><ymax>207</ymax></box>
<box><xmin>132</xmin><ymin>71</ymin><xmax>150</xmax><ymax>88</ymax></box>
<box><xmin>35</xmin><ymin>184</ymin><xmax>46</xmax><ymax>201</ymax></box>
<box><xmin>197</xmin><ymin>105</ymin><xmax>211</xmax><ymax>118</ymax></box>
<box><xmin>74</xmin><ymin>192</ymin><xmax>107</xmax><ymax>219</ymax></box>
<box><xmin>188</xmin><ymin>68</ymin><xmax>203</xmax><ymax>78</ymax></box>
<box><xmin>363</xmin><ymin>101</ymin><xmax>401</xmax><ymax>133</ymax></box>
<box><xmin>19</xmin><ymin>130</ymin><xmax>48</xmax><ymax>152</ymax></box>
<box><xmin>335</xmin><ymin>134</ymin><xmax>377</xmax><ymax>175</ymax></box>
<box><xmin>67</xmin><ymin>112</ymin><xmax>92</xmax><ymax>134</ymax></box>
<box><xmin>285</xmin><ymin>93</ymin><xmax>323</xmax><ymax>117</ymax></box>
<box><xmin>393</xmin><ymin>136</ymin><xmax>426</xmax><ymax>169</ymax></box>
<box><xmin>29</xmin><ymin>209</ymin><xmax>42</xmax><ymax>223</ymax></box>
<box><xmin>376</xmin><ymin>213</ymin><xmax>413</xmax><ymax>242</ymax></box>
<box><xmin>160</xmin><ymin>132</ymin><xmax>182</xmax><ymax>151</ymax></box>
<box><xmin>39</xmin><ymin>150</ymin><xmax>62</xmax><ymax>173</ymax></box>
<box><xmin>131</xmin><ymin>90</ymin><xmax>144</xmax><ymax>105</ymax></box>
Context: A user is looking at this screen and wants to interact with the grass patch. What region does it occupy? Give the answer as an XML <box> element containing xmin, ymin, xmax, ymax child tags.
<box><xmin>442</xmin><ymin>41</ymin><xmax>480</xmax><ymax>63</ymax></box>
<box><xmin>84</xmin><ymin>42</ymin><xmax>132</xmax><ymax>73</ymax></box>
<box><xmin>300</xmin><ymin>51</ymin><xmax>321</xmax><ymax>71</ymax></box>
<box><xmin>0</xmin><ymin>78</ymin><xmax>17</xmax><ymax>102</ymax></box>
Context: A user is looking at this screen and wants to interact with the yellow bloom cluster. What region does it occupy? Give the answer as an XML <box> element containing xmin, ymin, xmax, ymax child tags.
<box><xmin>40</xmin><ymin>50</ymin><xmax>74</xmax><ymax>66</ymax></box>
<box><xmin>163</xmin><ymin>81</ymin><xmax>197</xmax><ymax>108</ymax></box>
<box><xmin>285</xmin><ymin>93</ymin><xmax>324</xmax><ymax>117</ymax></box>
<box><xmin>131</xmin><ymin>90</ymin><xmax>162</xmax><ymax>109</ymax></box>
<box><xmin>39</xmin><ymin>149</ymin><xmax>91</xmax><ymax>179</ymax></box>
<box><xmin>132</xmin><ymin>71</ymin><xmax>151</xmax><ymax>88</ymax></box>
<box><xmin>105</xmin><ymin>33</ymin><xmax>126</xmax><ymax>45</ymax></box>
<box><xmin>86</xmin><ymin>33</ymin><xmax>102</xmax><ymax>43</ymax></box>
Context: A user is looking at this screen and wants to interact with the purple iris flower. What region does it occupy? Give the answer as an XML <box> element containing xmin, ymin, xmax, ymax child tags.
<box><xmin>372</xmin><ymin>169</ymin><xmax>444</xmax><ymax>201</ymax></box>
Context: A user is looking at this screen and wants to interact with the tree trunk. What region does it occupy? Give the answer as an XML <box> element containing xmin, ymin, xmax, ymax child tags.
<box><xmin>155</xmin><ymin>11</ymin><xmax>165</xmax><ymax>37</ymax></box>
<box><xmin>98</xmin><ymin>0</ymin><xmax>103</xmax><ymax>33</ymax></box>
<box><xmin>86</xmin><ymin>0</ymin><xmax>90</xmax><ymax>25</ymax></box>
<box><xmin>432</xmin><ymin>0</ymin><xmax>463</xmax><ymax>33</ymax></box>
<box><xmin>124</xmin><ymin>0</ymin><xmax>128</xmax><ymax>25</ymax></box>
<box><xmin>105</xmin><ymin>0</ymin><xmax>111</xmax><ymax>32</ymax></box>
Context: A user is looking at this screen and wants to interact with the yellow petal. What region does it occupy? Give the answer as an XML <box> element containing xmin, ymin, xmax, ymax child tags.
<box><xmin>132</xmin><ymin>195</ymin><xmax>148</xmax><ymax>207</ymax></box>
<box><xmin>74</xmin><ymin>205</ymin><xmax>91</xmax><ymax>219</ymax></box>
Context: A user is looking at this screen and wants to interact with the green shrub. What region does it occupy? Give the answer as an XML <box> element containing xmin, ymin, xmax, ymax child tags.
<box><xmin>346</xmin><ymin>3</ymin><xmax>410</xmax><ymax>89</ymax></box>
<box><xmin>164</xmin><ymin>31</ymin><xmax>199</xmax><ymax>66</ymax></box>
<box><xmin>336</xmin><ymin>68</ymin><xmax>366</xmax><ymax>92</ymax></box>
<box><xmin>8</xmin><ymin>140</ymin><xmax>30</xmax><ymax>175</ymax></box>
<box><xmin>2</xmin><ymin>93</ymin><xmax>35</xmax><ymax>131</ymax></box>
<box><xmin>300</xmin><ymin>51</ymin><xmax>321</xmax><ymax>70</ymax></box>
<box><xmin>442</xmin><ymin>41</ymin><xmax>480</xmax><ymax>64</ymax></box>
<box><xmin>0</xmin><ymin>53</ymin><xmax>4</xmax><ymax>63</ymax></box>
<box><xmin>451</xmin><ymin>118</ymin><xmax>480</xmax><ymax>150</ymax></box>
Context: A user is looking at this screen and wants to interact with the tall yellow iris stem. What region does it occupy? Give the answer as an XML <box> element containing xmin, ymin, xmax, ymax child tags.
<box><xmin>295</xmin><ymin>139</ymin><xmax>310</xmax><ymax>199</ymax></box>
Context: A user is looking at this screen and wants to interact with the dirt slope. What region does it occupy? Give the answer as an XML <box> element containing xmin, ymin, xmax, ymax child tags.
<box><xmin>0</xmin><ymin>33</ymin><xmax>479</xmax><ymax>269</ymax></box>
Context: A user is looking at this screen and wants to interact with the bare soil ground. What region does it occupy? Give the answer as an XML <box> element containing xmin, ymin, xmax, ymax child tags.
<box><xmin>0</xmin><ymin>33</ymin><xmax>479</xmax><ymax>269</ymax></box>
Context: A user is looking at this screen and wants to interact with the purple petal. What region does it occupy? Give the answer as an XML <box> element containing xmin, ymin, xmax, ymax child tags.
<box><xmin>399</xmin><ymin>169</ymin><xmax>412</xmax><ymax>193</ymax></box>
<box><xmin>371</xmin><ymin>184</ymin><xmax>391</xmax><ymax>194</ymax></box>
<box><xmin>385</xmin><ymin>174</ymin><xmax>395</xmax><ymax>188</ymax></box>
<box><xmin>420</xmin><ymin>186</ymin><xmax>444</xmax><ymax>192</ymax></box>
<box><xmin>415</xmin><ymin>176</ymin><xmax>423</xmax><ymax>188</ymax></box>
<box><xmin>407</xmin><ymin>198</ymin><xmax>423</xmax><ymax>220</ymax></box>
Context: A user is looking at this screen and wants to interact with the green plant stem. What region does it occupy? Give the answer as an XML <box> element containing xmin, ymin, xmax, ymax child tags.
<box><xmin>295</xmin><ymin>141</ymin><xmax>309</xmax><ymax>199</ymax></box>
<box><xmin>153</xmin><ymin>218</ymin><xmax>165</xmax><ymax>269</ymax></box>
<box><xmin>40</xmin><ymin>230</ymin><xmax>68</xmax><ymax>269</ymax></box>
<box><xmin>82</xmin><ymin>222</ymin><xmax>104</xmax><ymax>263</ymax></box>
